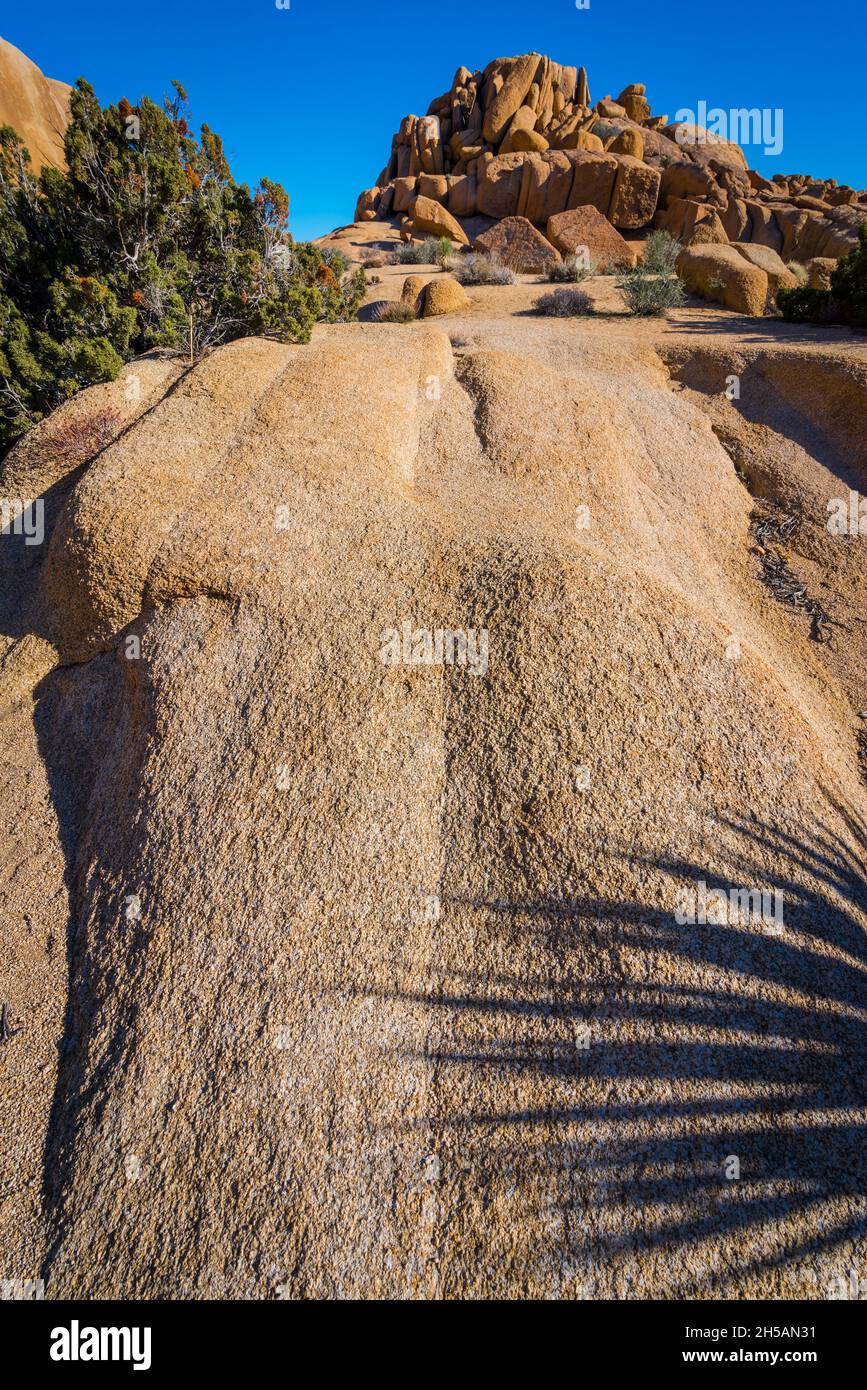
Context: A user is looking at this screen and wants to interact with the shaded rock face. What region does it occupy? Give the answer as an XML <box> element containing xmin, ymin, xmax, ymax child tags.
<box><xmin>2</xmin><ymin>321</ymin><xmax>866</xmax><ymax>1299</ymax></box>
<box><xmin>0</xmin><ymin>36</ymin><xmax>71</xmax><ymax>170</ymax></box>
<box><xmin>356</xmin><ymin>52</ymin><xmax>867</xmax><ymax>264</ymax></box>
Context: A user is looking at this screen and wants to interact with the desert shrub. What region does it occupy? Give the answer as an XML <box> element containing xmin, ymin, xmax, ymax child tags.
<box><xmin>776</xmin><ymin>285</ymin><xmax>839</xmax><ymax>323</ymax></box>
<box><xmin>779</xmin><ymin>223</ymin><xmax>867</xmax><ymax>329</ymax></box>
<box><xmin>446</xmin><ymin>253</ymin><xmax>517</xmax><ymax>285</ymax></box>
<box><xmin>319</xmin><ymin>247</ymin><xmax>349</xmax><ymax>276</ymax></box>
<box><xmin>641</xmin><ymin>229</ymin><xmax>681</xmax><ymax>275</ymax></box>
<box><xmin>534</xmin><ymin>287</ymin><xmax>593</xmax><ymax>317</ymax></box>
<box><xmin>828</xmin><ymin>223</ymin><xmax>867</xmax><ymax>326</ymax></box>
<box><xmin>786</xmin><ymin>261</ymin><xmax>808</xmax><ymax>285</ymax></box>
<box><xmin>371</xmin><ymin>300</ymin><xmax>417</xmax><ymax>323</ymax></box>
<box><xmin>397</xmin><ymin>236</ymin><xmax>452</xmax><ymax>266</ymax></box>
<box><xmin>358</xmin><ymin>248</ymin><xmax>394</xmax><ymax>268</ymax></box>
<box><xmin>0</xmin><ymin>82</ymin><xmax>365</xmax><ymax>454</ymax></box>
<box><xmin>35</xmin><ymin>405</ymin><xmax>123</xmax><ymax>464</ymax></box>
<box><xmin>545</xmin><ymin>253</ymin><xmax>596</xmax><ymax>283</ymax></box>
<box><xmin>618</xmin><ymin>268</ymin><xmax>685</xmax><ymax>316</ymax></box>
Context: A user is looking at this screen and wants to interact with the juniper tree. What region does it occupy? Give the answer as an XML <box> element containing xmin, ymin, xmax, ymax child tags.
<box><xmin>0</xmin><ymin>79</ymin><xmax>364</xmax><ymax>452</ymax></box>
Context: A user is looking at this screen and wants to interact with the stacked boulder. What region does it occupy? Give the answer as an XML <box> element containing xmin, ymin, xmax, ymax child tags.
<box><xmin>355</xmin><ymin>53</ymin><xmax>867</xmax><ymax>305</ymax></box>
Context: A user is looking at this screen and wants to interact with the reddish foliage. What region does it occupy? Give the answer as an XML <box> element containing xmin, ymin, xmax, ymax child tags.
<box><xmin>38</xmin><ymin>407</ymin><xmax>125</xmax><ymax>465</ymax></box>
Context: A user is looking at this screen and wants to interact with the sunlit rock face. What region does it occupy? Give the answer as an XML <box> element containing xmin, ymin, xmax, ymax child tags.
<box><xmin>1</xmin><ymin>319</ymin><xmax>865</xmax><ymax>1299</ymax></box>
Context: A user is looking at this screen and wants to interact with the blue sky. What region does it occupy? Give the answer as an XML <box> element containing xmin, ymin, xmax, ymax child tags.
<box><xmin>3</xmin><ymin>0</ymin><xmax>865</xmax><ymax>241</ymax></box>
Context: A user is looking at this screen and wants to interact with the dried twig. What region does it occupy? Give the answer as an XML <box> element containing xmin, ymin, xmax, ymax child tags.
<box><xmin>750</xmin><ymin>508</ymin><xmax>846</xmax><ymax>647</ymax></box>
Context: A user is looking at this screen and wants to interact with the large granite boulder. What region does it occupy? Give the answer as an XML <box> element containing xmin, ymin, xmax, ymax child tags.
<box><xmin>547</xmin><ymin>205</ymin><xmax>637</xmax><ymax>269</ymax></box>
<box><xmin>474</xmin><ymin>215</ymin><xmax>561</xmax><ymax>272</ymax></box>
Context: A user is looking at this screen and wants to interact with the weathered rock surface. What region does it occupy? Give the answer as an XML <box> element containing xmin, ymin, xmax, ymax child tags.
<box><xmin>608</xmin><ymin>156</ymin><xmax>662</xmax><ymax>229</ymax></box>
<box><xmin>0</xmin><ymin>35</ymin><xmax>71</xmax><ymax>170</ymax></box>
<box><xmin>517</xmin><ymin>152</ymin><xmax>575</xmax><ymax>223</ymax></box>
<box><xmin>477</xmin><ymin>153</ymin><xmax>527</xmax><ymax>218</ymax></box>
<box><xmin>473</xmin><ymin>216</ymin><xmax>561</xmax><ymax>272</ymax></box>
<box><xmin>566</xmin><ymin>152</ymin><xmax>620</xmax><ymax>213</ymax></box>
<box><xmin>547</xmin><ymin>205</ymin><xmax>637</xmax><ymax>269</ymax></box>
<box><xmin>806</xmin><ymin>256</ymin><xmax>836</xmax><ymax>289</ymax></box>
<box><xmin>421</xmin><ymin>274</ymin><xmax>471</xmax><ymax>316</ymax></box>
<box><xmin>413</xmin><ymin>195</ymin><xmax>469</xmax><ymax>245</ymax></box>
<box><xmin>730</xmin><ymin>242</ymin><xmax>798</xmax><ymax>297</ymax></box>
<box><xmin>3</xmin><ymin>317</ymin><xmax>866</xmax><ymax>1300</ymax></box>
<box><xmin>676</xmin><ymin>243</ymin><xmax>769</xmax><ymax>316</ymax></box>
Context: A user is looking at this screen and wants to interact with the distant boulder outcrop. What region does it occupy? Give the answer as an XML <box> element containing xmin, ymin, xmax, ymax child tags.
<box><xmin>355</xmin><ymin>53</ymin><xmax>867</xmax><ymax>282</ymax></box>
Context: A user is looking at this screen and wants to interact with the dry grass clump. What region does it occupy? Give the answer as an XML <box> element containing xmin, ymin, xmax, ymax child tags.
<box><xmin>534</xmin><ymin>287</ymin><xmax>593</xmax><ymax>317</ymax></box>
<box><xmin>545</xmin><ymin>253</ymin><xmax>596</xmax><ymax>283</ymax></box>
<box><xmin>37</xmin><ymin>406</ymin><xmax>124</xmax><ymax>464</ymax></box>
<box><xmin>618</xmin><ymin>268</ymin><xmax>685</xmax><ymax>316</ymax></box>
<box><xmin>370</xmin><ymin>300</ymin><xmax>417</xmax><ymax>324</ymax></box>
<box><xmin>358</xmin><ymin>248</ymin><xmax>395</xmax><ymax>269</ymax></box>
<box><xmin>641</xmin><ymin>229</ymin><xmax>682</xmax><ymax>275</ymax></box>
<box><xmin>397</xmin><ymin>236</ymin><xmax>452</xmax><ymax>266</ymax></box>
<box><xmin>751</xmin><ymin>507</ymin><xmax>842</xmax><ymax>643</ymax></box>
<box><xmin>446</xmin><ymin>253</ymin><xmax>518</xmax><ymax>286</ymax></box>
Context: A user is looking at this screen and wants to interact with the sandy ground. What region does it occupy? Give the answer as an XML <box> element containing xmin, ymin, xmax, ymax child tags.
<box><xmin>320</xmin><ymin>216</ymin><xmax>867</xmax><ymax>357</ymax></box>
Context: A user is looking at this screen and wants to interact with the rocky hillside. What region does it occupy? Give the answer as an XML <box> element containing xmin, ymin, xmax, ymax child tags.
<box><xmin>356</xmin><ymin>54</ymin><xmax>867</xmax><ymax>281</ymax></box>
<box><xmin>0</xmin><ymin>36</ymin><xmax>70</xmax><ymax>170</ymax></box>
<box><xmin>1</xmin><ymin>302</ymin><xmax>865</xmax><ymax>1297</ymax></box>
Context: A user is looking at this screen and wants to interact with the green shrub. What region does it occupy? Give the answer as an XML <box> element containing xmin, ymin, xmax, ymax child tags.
<box><xmin>826</xmin><ymin>221</ymin><xmax>867</xmax><ymax>327</ymax></box>
<box><xmin>446</xmin><ymin>252</ymin><xmax>517</xmax><ymax>285</ymax></box>
<box><xmin>535</xmin><ymin>287</ymin><xmax>593</xmax><ymax>317</ymax></box>
<box><xmin>319</xmin><ymin>247</ymin><xmax>350</xmax><ymax>277</ymax></box>
<box><xmin>397</xmin><ymin>236</ymin><xmax>452</xmax><ymax>266</ymax></box>
<box><xmin>778</xmin><ymin>223</ymin><xmax>867</xmax><ymax>329</ymax></box>
<box><xmin>776</xmin><ymin>285</ymin><xmax>838</xmax><ymax>323</ymax></box>
<box><xmin>618</xmin><ymin>269</ymin><xmax>685</xmax><ymax>316</ymax></box>
<box><xmin>640</xmin><ymin>230</ymin><xmax>681</xmax><ymax>276</ymax></box>
<box><xmin>545</xmin><ymin>253</ymin><xmax>596</xmax><ymax>283</ymax></box>
<box><xmin>0</xmin><ymin>82</ymin><xmax>365</xmax><ymax>454</ymax></box>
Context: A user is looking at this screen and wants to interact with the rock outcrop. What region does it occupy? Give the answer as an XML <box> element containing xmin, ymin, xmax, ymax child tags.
<box><xmin>2</xmin><ymin>318</ymin><xmax>866</xmax><ymax>1298</ymax></box>
<box><xmin>0</xmin><ymin>36</ymin><xmax>71</xmax><ymax>170</ymax></box>
<box><xmin>356</xmin><ymin>53</ymin><xmax>867</xmax><ymax>278</ymax></box>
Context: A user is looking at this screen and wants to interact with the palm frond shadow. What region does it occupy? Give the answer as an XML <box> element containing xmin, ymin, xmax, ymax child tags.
<box><xmin>379</xmin><ymin>810</ymin><xmax>867</xmax><ymax>1296</ymax></box>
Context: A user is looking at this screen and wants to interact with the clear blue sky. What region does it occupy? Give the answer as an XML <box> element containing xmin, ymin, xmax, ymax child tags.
<box><xmin>3</xmin><ymin>0</ymin><xmax>865</xmax><ymax>241</ymax></box>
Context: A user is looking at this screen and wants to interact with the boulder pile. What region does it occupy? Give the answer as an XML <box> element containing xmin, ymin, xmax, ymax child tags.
<box><xmin>356</xmin><ymin>53</ymin><xmax>867</xmax><ymax>300</ymax></box>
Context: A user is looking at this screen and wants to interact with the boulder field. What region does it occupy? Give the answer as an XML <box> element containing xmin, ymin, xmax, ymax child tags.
<box><xmin>1</xmin><ymin>312</ymin><xmax>865</xmax><ymax>1298</ymax></box>
<box><xmin>356</xmin><ymin>53</ymin><xmax>867</xmax><ymax>310</ymax></box>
